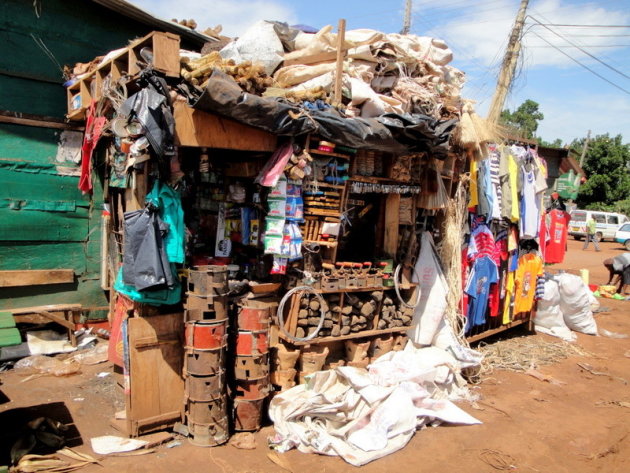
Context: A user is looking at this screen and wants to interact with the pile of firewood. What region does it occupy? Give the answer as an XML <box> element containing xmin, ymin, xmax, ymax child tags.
<box><xmin>180</xmin><ymin>51</ymin><xmax>272</xmax><ymax>94</ymax></box>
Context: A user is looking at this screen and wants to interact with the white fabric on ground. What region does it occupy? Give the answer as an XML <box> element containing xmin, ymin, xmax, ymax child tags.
<box><xmin>269</xmin><ymin>343</ymin><xmax>480</xmax><ymax>466</ymax></box>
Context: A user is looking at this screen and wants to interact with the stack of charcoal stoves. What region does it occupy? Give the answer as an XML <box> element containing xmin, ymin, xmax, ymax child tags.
<box><xmin>231</xmin><ymin>301</ymin><xmax>271</xmax><ymax>432</ymax></box>
<box><xmin>183</xmin><ymin>266</ymin><xmax>229</xmax><ymax>447</ymax></box>
<box><xmin>182</xmin><ymin>266</ymin><xmax>272</xmax><ymax>446</ymax></box>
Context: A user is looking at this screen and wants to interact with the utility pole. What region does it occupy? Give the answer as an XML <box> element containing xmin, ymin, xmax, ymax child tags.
<box><xmin>574</xmin><ymin>129</ymin><xmax>591</xmax><ymax>186</ymax></box>
<box><xmin>487</xmin><ymin>0</ymin><xmax>529</xmax><ymax>125</ymax></box>
<box><xmin>401</xmin><ymin>0</ymin><xmax>412</xmax><ymax>35</ymax></box>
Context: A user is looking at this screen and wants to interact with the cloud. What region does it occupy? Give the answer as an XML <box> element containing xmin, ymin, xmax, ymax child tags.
<box><xmin>127</xmin><ymin>0</ymin><xmax>298</xmax><ymax>36</ymax></box>
<box><xmin>418</xmin><ymin>0</ymin><xmax>630</xmax><ymax>68</ymax></box>
<box><xmin>535</xmin><ymin>92</ymin><xmax>630</xmax><ymax>143</ymax></box>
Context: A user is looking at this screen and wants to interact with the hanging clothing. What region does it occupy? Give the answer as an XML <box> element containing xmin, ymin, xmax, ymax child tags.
<box><xmin>468</xmin><ymin>158</ymin><xmax>479</xmax><ymax>209</ymax></box>
<box><xmin>545</xmin><ymin>209</ymin><xmax>570</xmax><ymax>264</ymax></box>
<box><xmin>501</xmin><ymin>271</ymin><xmax>515</xmax><ymax>325</ymax></box>
<box><xmin>146</xmin><ymin>181</ymin><xmax>185</xmax><ymax>264</ymax></box>
<box><xmin>520</xmin><ymin>163</ymin><xmax>539</xmax><ymax>239</ymax></box>
<box><xmin>488</xmin><ymin>146</ymin><xmax>502</xmax><ymax>220</ymax></box>
<box><xmin>477</xmin><ymin>159</ymin><xmax>494</xmax><ymax>220</ymax></box>
<box><xmin>468</xmin><ymin>224</ymin><xmax>500</xmax><ymax>263</ymax></box>
<box><xmin>499</xmin><ymin>147</ymin><xmax>519</xmax><ymax>222</ymax></box>
<box><xmin>513</xmin><ymin>253</ymin><xmax>543</xmax><ymax>314</ymax></box>
<box><xmin>465</xmin><ymin>255</ymin><xmax>498</xmax><ymax>331</ymax></box>
<box><xmin>79</xmin><ymin>101</ymin><xmax>107</xmax><ymax>193</ymax></box>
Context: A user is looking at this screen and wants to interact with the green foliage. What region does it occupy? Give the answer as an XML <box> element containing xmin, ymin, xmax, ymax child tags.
<box><xmin>539</xmin><ymin>137</ymin><xmax>563</xmax><ymax>148</ymax></box>
<box><xmin>575</xmin><ymin>134</ymin><xmax>630</xmax><ymax>214</ymax></box>
<box><xmin>500</xmin><ymin>99</ymin><xmax>544</xmax><ymax>139</ymax></box>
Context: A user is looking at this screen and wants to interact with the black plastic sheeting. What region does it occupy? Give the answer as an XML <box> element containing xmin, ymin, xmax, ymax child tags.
<box><xmin>122</xmin><ymin>205</ymin><xmax>175</xmax><ymax>291</ymax></box>
<box><xmin>189</xmin><ymin>70</ymin><xmax>457</xmax><ymax>157</ymax></box>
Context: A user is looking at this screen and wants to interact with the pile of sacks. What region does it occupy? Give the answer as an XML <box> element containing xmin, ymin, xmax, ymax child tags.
<box><xmin>198</xmin><ymin>20</ymin><xmax>464</xmax><ymax>120</ymax></box>
<box><xmin>534</xmin><ymin>273</ymin><xmax>599</xmax><ymax>341</ymax></box>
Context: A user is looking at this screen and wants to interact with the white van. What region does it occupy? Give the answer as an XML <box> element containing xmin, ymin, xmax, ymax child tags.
<box><xmin>568</xmin><ymin>210</ymin><xmax>629</xmax><ymax>241</ymax></box>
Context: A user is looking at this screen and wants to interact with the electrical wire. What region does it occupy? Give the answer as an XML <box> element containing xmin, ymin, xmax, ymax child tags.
<box><xmin>530</xmin><ymin>31</ymin><xmax>630</xmax><ymax>95</ymax></box>
<box><xmin>528</xmin><ymin>10</ymin><xmax>630</xmax><ymax>77</ymax></box>
<box><xmin>527</xmin><ymin>16</ymin><xmax>630</xmax><ymax>80</ymax></box>
<box><xmin>529</xmin><ymin>44</ymin><xmax>630</xmax><ymax>48</ymax></box>
<box><xmin>532</xmin><ymin>24</ymin><xmax>630</xmax><ymax>28</ymax></box>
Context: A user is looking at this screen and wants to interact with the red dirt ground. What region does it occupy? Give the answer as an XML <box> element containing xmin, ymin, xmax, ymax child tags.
<box><xmin>2</xmin><ymin>239</ymin><xmax>629</xmax><ymax>472</ymax></box>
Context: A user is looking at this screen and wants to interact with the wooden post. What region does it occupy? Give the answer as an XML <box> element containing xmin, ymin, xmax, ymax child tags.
<box><xmin>333</xmin><ymin>19</ymin><xmax>347</xmax><ymax>106</ymax></box>
<box><xmin>486</xmin><ymin>0</ymin><xmax>529</xmax><ymax>124</ymax></box>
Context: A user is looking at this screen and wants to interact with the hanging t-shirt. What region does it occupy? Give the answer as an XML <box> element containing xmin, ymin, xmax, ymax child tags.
<box><xmin>488</xmin><ymin>146</ymin><xmax>502</xmax><ymax>220</ymax></box>
<box><xmin>539</xmin><ymin>212</ymin><xmax>548</xmax><ymax>262</ymax></box>
<box><xmin>514</xmin><ymin>253</ymin><xmax>543</xmax><ymax>314</ymax></box>
<box><xmin>545</xmin><ymin>209</ymin><xmax>570</xmax><ymax>264</ymax></box>
<box><xmin>502</xmin><ymin>271</ymin><xmax>515</xmax><ymax>325</ymax></box>
<box><xmin>465</xmin><ymin>255</ymin><xmax>498</xmax><ymax>332</ymax></box>
<box><xmin>520</xmin><ymin>164</ymin><xmax>539</xmax><ymax>239</ymax></box>
<box><xmin>468</xmin><ymin>158</ymin><xmax>479</xmax><ymax>209</ymax></box>
<box><xmin>477</xmin><ymin>159</ymin><xmax>494</xmax><ymax>220</ymax></box>
<box><xmin>468</xmin><ymin>224</ymin><xmax>500</xmax><ymax>263</ymax></box>
<box><xmin>499</xmin><ymin>148</ymin><xmax>520</xmax><ymax>222</ymax></box>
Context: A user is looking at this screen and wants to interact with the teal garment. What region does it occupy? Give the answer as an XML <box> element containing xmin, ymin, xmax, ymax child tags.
<box><xmin>146</xmin><ymin>181</ymin><xmax>185</xmax><ymax>263</ymax></box>
<box><xmin>114</xmin><ymin>265</ymin><xmax>181</xmax><ymax>306</ymax></box>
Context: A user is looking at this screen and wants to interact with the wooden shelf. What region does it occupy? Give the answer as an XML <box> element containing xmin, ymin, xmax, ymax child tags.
<box><xmin>350</xmin><ymin>176</ymin><xmax>419</xmax><ymax>185</ymax></box>
<box><xmin>66</xmin><ymin>31</ymin><xmax>181</xmax><ymax>119</ymax></box>
<box><xmin>303</xmin><ymin>239</ymin><xmax>338</xmax><ymax>247</ymax></box>
<box><xmin>309</xmin><ymin>149</ymin><xmax>352</xmax><ymax>160</ymax></box>
<box><xmin>304</xmin><ymin>210</ymin><xmax>342</xmax><ymax>218</ymax></box>
<box><xmin>304</xmin><ymin>181</ymin><xmax>346</xmax><ymax>190</ymax></box>
<box><xmin>279</xmin><ymin>325</ymin><xmax>411</xmax><ymax>346</ymax></box>
<box><xmin>316</xmin><ymin>285</ymin><xmax>391</xmax><ymax>294</ymax></box>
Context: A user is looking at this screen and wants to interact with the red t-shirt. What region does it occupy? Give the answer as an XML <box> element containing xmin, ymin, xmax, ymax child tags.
<box><xmin>545</xmin><ymin>209</ymin><xmax>570</xmax><ymax>264</ymax></box>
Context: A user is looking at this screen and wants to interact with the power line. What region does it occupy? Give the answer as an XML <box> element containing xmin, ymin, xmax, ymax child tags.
<box><xmin>530</xmin><ymin>31</ymin><xmax>630</xmax><ymax>95</ymax></box>
<box><xmin>533</xmin><ymin>24</ymin><xmax>630</xmax><ymax>28</ymax></box>
<box><xmin>527</xmin><ymin>16</ymin><xmax>630</xmax><ymax>80</ymax></box>
<box><xmin>529</xmin><ymin>9</ymin><xmax>630</xmax><ymax>76</ymax></box>
<box><xmin>529</xmin><ymin>44</ymin><xmax>630</xmax><ymax>48</ymax></box>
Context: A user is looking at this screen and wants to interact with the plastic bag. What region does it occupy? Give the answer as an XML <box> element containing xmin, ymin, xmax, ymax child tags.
<box><xmin>557</xmin><ymin>273</ymin><xmax>598</xmax><ymax>335</ymax></box>
<box><xmin>14</xmin><ymin>355</ymin><xmax>80</xmax><ymax>377</ymax></box>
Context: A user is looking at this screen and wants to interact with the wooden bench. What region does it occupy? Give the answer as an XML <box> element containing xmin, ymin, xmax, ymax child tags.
<box><xmin>10</xmin><ymin>304</ymin><xmax>82</xmax><ymax>347</ymax></box>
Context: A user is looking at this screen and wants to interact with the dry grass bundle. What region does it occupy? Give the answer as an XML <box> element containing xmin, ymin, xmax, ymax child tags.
<box><xmin>454</xmin><ymin>101</ymin><xmax>480</xmax><ymax>148</ymax></box>
<box><xmin>477</xmin><ymin>335</ymin><xmax>591</xmax><ymax>374</ymax></box>
<box><xmin>437</xmin><ymin>174</ymin><xmax>470</xmax><ymax>345</ymax></box>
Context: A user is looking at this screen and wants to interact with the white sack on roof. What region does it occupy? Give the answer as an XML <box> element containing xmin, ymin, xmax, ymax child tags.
<box><xmin>220</xmin><ymin>20</ymin><xmax>283</xmax><ymax>75</ymax></box>
<box><xmin>274</xmin><ymin>63</ymin><xmax>337</xmax><ymax>88</ymax></box>
<box><xmin>269</xmin><ymin>343</ymin><xmax>480</xmax><ymax>466</ymax></box>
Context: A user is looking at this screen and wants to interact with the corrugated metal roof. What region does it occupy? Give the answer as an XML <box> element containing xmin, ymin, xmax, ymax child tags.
<box><xmin>90</xmin><ymin>0</ymin><xmax>216</xmax><ymax>47</ymax></box>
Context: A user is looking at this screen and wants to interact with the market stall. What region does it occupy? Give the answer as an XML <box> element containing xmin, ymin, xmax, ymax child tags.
<box><xmin>62</xmin><ymin>20</ymin><xmax>533</xmax><ymax>461</ymax></box>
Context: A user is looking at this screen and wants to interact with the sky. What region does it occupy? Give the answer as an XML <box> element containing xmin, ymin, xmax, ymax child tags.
<box><xmin>129</xmin><ymin>0</ymin><xmax>630</xmax><ymax>145</ymax></box>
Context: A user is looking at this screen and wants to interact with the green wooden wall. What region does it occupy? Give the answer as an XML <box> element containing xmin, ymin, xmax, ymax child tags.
<box><xmin>0</xmin><ymin>0</ymin><xmax>178</xmax><ymax>317</ymax></box>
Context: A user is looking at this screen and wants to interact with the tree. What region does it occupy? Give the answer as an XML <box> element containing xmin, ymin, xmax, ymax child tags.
<box><xmin>575</xmin><ymin>133</ymin><xmax>630</xmax><ymax>213</ymax></box>
<box><xmin>500</xmin><ymin>99</ymin><xmax>544</xmax><ymax>139</ymax></box>
<box><xmin>539</xmin><ymin>137</ymin><xmax>563</xmax><ymax>148</ymax></box>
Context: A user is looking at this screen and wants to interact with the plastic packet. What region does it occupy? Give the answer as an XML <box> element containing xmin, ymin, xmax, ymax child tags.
<box><xmin>14</xmin><ymin>355</ymin><xmax>80</xmax><ymax>377</ymax></box>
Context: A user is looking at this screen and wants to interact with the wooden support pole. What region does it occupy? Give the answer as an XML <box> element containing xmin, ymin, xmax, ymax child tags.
<box><xmin>333</xmin><ymin>19</ymin><xmax>347</xmax><ymax>106</ymax></box>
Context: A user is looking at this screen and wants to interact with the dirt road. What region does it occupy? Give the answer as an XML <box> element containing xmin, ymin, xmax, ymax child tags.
<box><xmin>1</xmin><ymin>239</ymin><xmax>629</xmax><ymax>472</ymax></box>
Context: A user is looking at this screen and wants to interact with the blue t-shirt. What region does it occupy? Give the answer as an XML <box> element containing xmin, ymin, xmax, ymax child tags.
<box><xmin>465</xmin><ymin>255</ymin><xmax>498</xmax><ymax>332</ymax></box>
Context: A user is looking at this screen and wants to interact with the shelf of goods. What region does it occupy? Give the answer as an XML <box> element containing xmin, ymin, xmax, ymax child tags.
<box><xmin>279</xmin><ymin>285</ymin><xmax>416</xmax><ymax>346</ymax></box>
